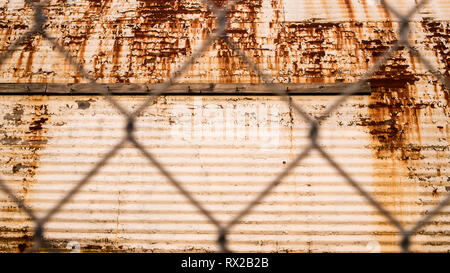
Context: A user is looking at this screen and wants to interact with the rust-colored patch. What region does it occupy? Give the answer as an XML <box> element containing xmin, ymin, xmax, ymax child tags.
<box><xmin>80</xmin><ymin>1</ymin><xmax>113</xmax><ymax>82</ymax></box>
<box><xmin>3</xmin><ymin>105</ymin><xmax>24</xmax><ymax>125</ymax></box>
<box><xmin>130</xmin><ymin>0</ymin><xmax>191</xmax><ymax>82</ymax></box>
<box><xmin>0</xmin><ymin>98</ymin><xmax>51</xmax><ymax>251</ymax></box>
<box><xmin>24</xmin><ymin>48</ymin><xmax>35</xmax><ymax>80</ymax></box>
<box><xmin>215</xmin><ymin>0</ymin><xmax>265</xmax><ymax>83</ymax></box>
<box><xmin>353</xmin><ymin>20</ymin><xmax>437</xmax><ymax>251</ymax></box>
<box><xmin>0</xmin><ymin>0</ymin><xmax>447</xmax><ymax>85</ymax></box>
<box><xmin>75</xmin><ymin>99</ymin><xmax>92</xmax><ymax>110</ymax></box>
<box><xmin>206</xmin><ymin>0</ymin><xmax>228</xmax><ymax>8</ymax></box>
<box><xmin>1</xmin><ymin>98</ymin><xmax>50</xmax><ymax>208</ymax></box>
<box><xmin>0</xmin><ymin>226</ymin><xmax>33</xmax><ymax>253</ymax></box>
<box><xmin>361</xmin><ymin>0</ymin><xmax>369</xmax><ymax>20</ymax></box>
<box><xmin>275</xmin><ymin>21</ymin><xmax>341</xmax><ymax>83</ymax></box>
<box><xmin>421</xmin><ymin>20</ymin><xmax>450</xmax><ymax>105</ymax></box>
<box><xmin>0</xmin><ymin>27</ymin><xmax>13</xmax><ymax>53</ymax></box>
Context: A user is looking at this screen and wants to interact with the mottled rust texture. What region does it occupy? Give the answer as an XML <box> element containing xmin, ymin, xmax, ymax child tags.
<box><xmin>0</xmin><ymin>1</ymin><xmax>447</xmax><ymax>85</ymax></box>
<box><xmin>0</xmin><ymin>96</ymin><xmax>50</xmax><ymax>253</ymax></box>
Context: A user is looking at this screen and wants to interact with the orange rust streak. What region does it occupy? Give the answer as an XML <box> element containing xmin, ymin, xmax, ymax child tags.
<box><xmin>361</xmin><ymin>0</ymin><xmax>370</xmax><ymax>20</ymax></box>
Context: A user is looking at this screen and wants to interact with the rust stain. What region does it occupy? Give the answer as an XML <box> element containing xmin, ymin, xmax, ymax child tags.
<box><xmin>275</xmin><ymin>21</ymin><xmax>340</xmax><ymax>83</ymax></box>
<box><xmin>78</xmin><ymin>27</ymin><xmax>91</xmax><ymax>65</ymax></box>
<box><xmin>130</xmin><ymin>0</ymin><xmax>189</xmax><ymax>82</ymax></box>
<box><xmin>22</xmin><ymin>23</ymin><xmax>39</xmax><ymax>81</ymax></box>
<box><xmin>210</xmin><ymin>0</ymin><xmax>228</xmax><ymax>7</ymax></box>
<box><xmin>0</xmin><ymin>1</ymin><xmax>31</xmax><ymax>62</ymax></box>
<box><xmin>1</xmin><ymin>97</ymin><xmax>51</xmax><ymax>252</ymax></box>
<box><xmin>353</xmin><ymin>20</ymin><xmax>444</xmax><ymax>251</ymax></box>
<box><xmin>12</xmin><ymin>51</ymin><xmax>24</xmax><ymax>80</ymax></box>
<box><xmin>21</xmin><ymin>97</ymin><xmax>51</xmax><ymax>197</ymax></box>
<box><xmin>343</xmin><ymin>0</ymin><xmax>355</xmax><ymax>20</ymax></box>
<box><xmin>367</xmin><ymin>72</ymin><xmax>420</xmax><ymax>251</ymax></box>
<box><xmin>0</xmin><ymin>226</ymin><xmax>33</xmax><ymax>253</ymax></box>
<box><xmin>0</xmin><ymin>0</ymin><xmax>447</xmax><ymax>85</ymax></box>
<box><xmin>72</xmin><ymin>25</ymin><xmax>92</xmax><ymax>83</ymax></box>
<box><xmin>0</xmin><ymin>225</ymin><xmax>128</xmax><ymax>253</ymax></box>
<box><xmin>25</xmin><ymin>51</ymin><xmax>34</xmax><ymax>78</ymax></box>
<box><xmin>112</xmin><ymin>37</ymin><xmax>125</xmax><ymax>83</ymax></box>
<box><xmin>92</xmin><ymin>39</ymin><xmax>105</xmax><ymax>80</ymax></box>
<box><xmin>0</xmin><ymin>27</ymin><xmax>13</xmax><ymax>52</ymax></box>
<box><xmin>215</xmin><ymin>0</ymin><xmax>272</xmax><ymax>83</ymax></box>
<box><xmin>75</xmin><ymin>99</ymin><xmax>92</xmax><ymax>110</ymax></box>
<box><xmin>76</xmin><ymin>0</ymin><xmax>114</xmax><ymax>82</ymax></box>
<box><xmin>87</xmin><ymin>0</ymin><xmax>113</xmax><ymax>13</ymax></box>
<box><xmin>271</xmin><ymin>0</ymin><xmax>284</xmax><ymax>22</ymax></box>
<box><xmin>0</xmin><ymin>0</ymin><xmax>448</xmax><ymax>253</ymax></box>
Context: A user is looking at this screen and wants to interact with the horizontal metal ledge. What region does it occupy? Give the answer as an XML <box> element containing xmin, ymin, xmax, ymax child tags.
<box><xmin>0</xmin><ymin>82</ymin><xmax>371</xmax><ymax>96</ymax></box>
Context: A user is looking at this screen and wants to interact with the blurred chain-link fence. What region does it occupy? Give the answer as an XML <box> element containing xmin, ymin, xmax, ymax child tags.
<box><xmin>0</xmin><ymin>0</ymin><xmax>449</xmax><ymax>253</ymax></box>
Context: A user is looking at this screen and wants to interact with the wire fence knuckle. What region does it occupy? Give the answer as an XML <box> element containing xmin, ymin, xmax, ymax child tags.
<box><xmin>0</xmin><ymin>0</ymin><xmax>447</xmax><ymax>253</ymax></box>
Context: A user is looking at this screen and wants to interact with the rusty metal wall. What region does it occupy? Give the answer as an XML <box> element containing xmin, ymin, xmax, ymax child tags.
<box><xmin>0</xmin><ymin>0</ymin><xmax>448</xmax><ymax>253</ymax></box>
<box><xmin>0</xmin><ymin>0</ymin><xmax>449</xmax><ymax>84</ymax></box>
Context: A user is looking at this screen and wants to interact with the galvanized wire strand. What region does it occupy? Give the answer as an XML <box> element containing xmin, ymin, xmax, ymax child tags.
<box><xmin>380</xmin><ymin>0</ymin><xmax>406</xmax><ymax>19</ymax></box>
<box><xmin>406</xmin><ymin>0</ymin><xmax>431</xmax><ymax>18</ymax></box>
<box><xmin>0</xmin><ymin>0</ymin><xmax>447</xmax><ymax>253</ymax></box>
<box><xmin>381</xmin><ymin>0</ymin><xmax>430</xmax><ymax>20</ymax></box>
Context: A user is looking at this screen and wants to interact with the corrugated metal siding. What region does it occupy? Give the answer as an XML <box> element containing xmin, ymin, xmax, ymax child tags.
<box><xmin>0</xmin><ymin>0</ymin><xmax>449</xmax><ymax>83</ymax></box>
<box><xmin>0</xmin><ymin>94</ymin><xmax>448</xmax><ymax>253</ymax></box>
<box><xmin>0</xmin><ymin>0</ymin><xmax>448</xmax><ymax>253</ymax></box>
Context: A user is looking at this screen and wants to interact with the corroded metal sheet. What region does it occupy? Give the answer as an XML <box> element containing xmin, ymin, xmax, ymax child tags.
<box><xmin>0</xmin><ymin>0</ymin><xmax>448</xmax><ymax>253</ymax></box>
<box><xmin>0</xmin><ymin>0</ymin><xmax>448</xmax><ymax>84</ymax></box>
<box><xmin>0</xmin><ymin>94</ymin><xmax>448</xmax><ymax>253</ymax></box>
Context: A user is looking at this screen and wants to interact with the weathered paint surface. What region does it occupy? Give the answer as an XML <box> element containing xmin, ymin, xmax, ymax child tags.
<box><xmin>0</xmin><ymin>0</ymin><xmax>449</xmax><ymax>84</ymax></box>
<box><xmin>0</xmin><ymin>95</ymin><xmax>448</xmax><ymax>253</ymax></box>
<box><xmin>0</xmin><ymin>0</ymin><xmax>448</xmax><ymax>253</ymax></box>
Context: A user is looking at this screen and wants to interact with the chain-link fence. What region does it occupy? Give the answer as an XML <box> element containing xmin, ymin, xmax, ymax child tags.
<box><xmin>0</xmin><ymin>0</ymin><xmax>448</xmax><ymax>253</ymax></box>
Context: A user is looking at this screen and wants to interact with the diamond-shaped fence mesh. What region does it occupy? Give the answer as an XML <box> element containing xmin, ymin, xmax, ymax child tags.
<box><xmin>0</xmin><ymin>0</ymin><xmax>448</xmax><ymax>253</ymax></box>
